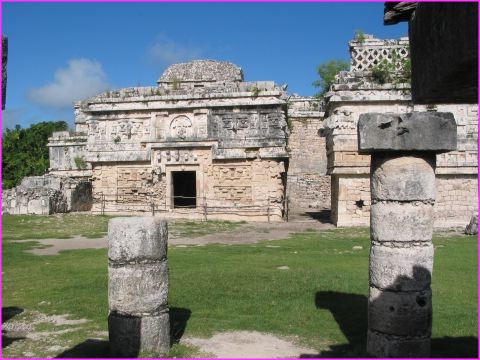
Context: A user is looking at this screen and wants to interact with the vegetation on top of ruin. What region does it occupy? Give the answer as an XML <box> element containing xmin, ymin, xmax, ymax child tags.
<box><xmin>313</xmin><ymin>59</ymin><xmax>349</xmax><ymax>97</ymax></box>
<box><xmin>2</xmin><ymin>215</ymin><xmax>477</xmax><ymax>358</ymax></box>
<box><xmin>74</xmin><ymin>156</ymin><xmax>88</xmax><ymax>170</ymax></box>
<box><xmin>354</xmin><ymin>29</ymin><xmax>366</xmax><ymax>44</ymax></box>
<box><xmin>370</xmin><ymin>49</ymin><xmax>411</xmax><ymax>85</ymax></box>
<box><xmin>2</xmin><ymin>121</ymin><xmax>68</xmax><ymax>189</ymax></box>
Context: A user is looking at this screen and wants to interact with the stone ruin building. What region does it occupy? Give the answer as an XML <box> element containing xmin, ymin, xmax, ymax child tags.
<box><xmin>3</xmin><ymin>36</ymin><xmax>477</xmax><ymax>228</ymax></box>
<box><xmin>324</xmin><ymin>34</ymin><xmax>478</xmax><ymax>229</ymax></box>
<box><xmin>46</xmin><ymin>60</ymin><xmax>291</xmax><ymax>221</ymax></box>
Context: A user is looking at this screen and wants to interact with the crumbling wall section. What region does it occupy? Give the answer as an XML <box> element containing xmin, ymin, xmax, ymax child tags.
<box><xmin>48</xmin><ymin>131</ymin><xmax>90</xmax><ymax>178</ymax></box>
<box><xmin>2</xmin><ymin>175</ymin><xmax>92</xmax><ymax>215</ymax></box>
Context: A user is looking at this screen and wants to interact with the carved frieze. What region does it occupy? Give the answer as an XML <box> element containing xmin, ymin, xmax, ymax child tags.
<box><xmin>208</xmin><ymin>109</ymin><xmax>287</xmax><ymax>148</ymax></box>
<box><xmin>154</xmin><ymin>148</ymin><xmax>210</xmax><ymax>165</ymax></box>
<box><xmin>213</xmin><ymin>186</ymin><xmax>252</xmax><ymax>202</ymax></box>
<box><xmin>213</xmin><ymin>165</ymin><xmax>251</xmax><ymax>183</ymax></box>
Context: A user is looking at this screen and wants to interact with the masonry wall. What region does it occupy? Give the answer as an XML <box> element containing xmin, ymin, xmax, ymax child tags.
<box><xmin>326</xmin><ymin>87</ymin><xmax>477</xmax><ymax>228</ymax></box>
<box><xmin>331</xmin><ymin>174</ymin><xmax>371</xmax><ymax>227</ymax></box>
<box><xmin>435</xmin><ymin>174</ymin><xmax>478</xmax><ymax>228</ymax></box>
<box><xmin>91</xmin><ymin>157</ymin><xmax>285</xmax><ymax>221</ymax></box>
<box><xmin>286</xmin><ymin>111</ymin><xmax>331</xmax><ymax>211</ymax></box>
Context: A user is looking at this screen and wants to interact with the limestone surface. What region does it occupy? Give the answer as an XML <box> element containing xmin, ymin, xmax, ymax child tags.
<box><xmin>108</xmin><ymin>262</ymin><xmax>169</xmax><ymax>315</ymax></box>
<box><xmin>371</xmin><ymin>155</ymin><xmax>436</xmax><ymax>201</ymax></box>
<box><xmin>368</xmin><ymin>287</ymin><xmax>432</xmax><ymax>337</ymax></box>
<box><xmin>367</xmin><ymin>330</ymin><xmax>430</xmax><ymax>358</ymax></box>
<box><xmin>370</xmin><ymin>244</ymin><xmax>433</xmax><ymax>291</ymax></box>
<box><xmin>370</xmin><ymin>201</ymin><xmax>433</xmax><ymax>242</ymax></box>
<box><xmin>108</xmin><ymin>217</ymin><xmax>170</xmax><ymax>356</ymax></box>
<box><xmin>465</xmin><ymin>214</ymin><xmax>478</xmax><ymax>235</ymax></box>
<box><xmin>108</xmin><ymin>217</ymin><xmax>168</xmax><ymax>262</ymax></box>
<box><xmin>358</xmin><ymin>112</ymin><xmax>457</xmax><ymax>154</ymax></box>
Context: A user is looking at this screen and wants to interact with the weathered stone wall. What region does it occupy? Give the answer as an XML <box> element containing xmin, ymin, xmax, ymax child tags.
<box><xmin>330</xmin><ymin>175</ymin><xmax>370</xmax><ymax>227</ymax></box>
<box><xmin>325</xmin><ymin>36</ymin><xmax>478</xmax><ymax>228</ymax></box>
<box><xmin>435</xmin><ymin>175</ymin><xmax>478</xmax><ymax>228</ymax></box>
<box><xmin>48</xmin><ymin>131</ymin><xmax>91</xmax><ymax>178</ymax></box>
<box><xmin>92</xmin><ymin>157</ymin><xmax>285</xmax><ymax>221</ymax></box>
<box><xmin>2</xmin><ymin>187</ymin><xmax>67</xmax><ymax>215</ymax></box>
<box><xmin>286</xmin><ymin>97</ymin><xmax>330</xmax><ymax>211</ymax></box>
<box><xmin>326</xmin><ymin>102</ymin><xmax>478</xmax><ymax>228</ymax></box>
<box><xmin>2</xmin><ymin>175</ymin><xmax>92</xmax><ymax>215</ymax></box>
<box><xmin>92</xmin><ymin>162</ymin><xmax>160</xmax><ymax>213</ymax></box>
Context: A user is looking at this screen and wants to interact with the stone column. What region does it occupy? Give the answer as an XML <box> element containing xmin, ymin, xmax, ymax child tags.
<box><xmin>108</xmin><ymin>217</ymin><xmax>170</xmax><ymax>357</ymax></box>
<box><xmin>357</xmin><ymin>112</ymin><xmax>456</xmax><ymax>357</ymax></box>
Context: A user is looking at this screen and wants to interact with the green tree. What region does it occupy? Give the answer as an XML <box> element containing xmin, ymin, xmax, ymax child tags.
<box><xmin>313</xmin><ymin>59</ymin><xmax>349</xmax><ymax>97</ymax></box>
<box><xmin>2</xmin><ymin>121</ymin><xmax>68</xmax><ymax>189</ymax></box>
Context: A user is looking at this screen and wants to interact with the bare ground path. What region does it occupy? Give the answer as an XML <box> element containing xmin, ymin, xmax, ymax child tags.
<box><xmin>14</xmin><ymin>211</ymin><xmax>334</xmax><ymax>255</ymax></box>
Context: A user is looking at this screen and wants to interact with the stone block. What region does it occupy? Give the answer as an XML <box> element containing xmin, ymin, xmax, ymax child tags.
<box><xmin>371</xmin><ymin>201</ymin><xmax>433</xmax><ymax>242</ymax></box>
<box><xmin>367</xmin><ymin>330</ymin><xmax>430</xmax><ymax>358</ymax></box>
<box><xmin>371</xmin><ymin>155</ymin><xmax>436</xmax><ymax>201</ymax></box>
<box><xmin>369</xmin><ymin>287</ymin><xmax>432</xmax><ymax>337</ymax></box>
<box><xmin>358</xmin><ymin>112</ymin><xmax>457</xmax><ymax>154</ymax></box>
<box><xmin>370</xmin><ymin>244</ymin><xmax>433</xmax><ymax>291</ymax></box>
<box><xmin>108</xmin><ymin>262</ymin><xmax>169</xmax><ymax>314</ymax></box>
<box><xmin>465</xmin><ymin>214</ymin><xmax>478</xmax><ymax>235</ymax></box>
<box><xmin>108</xmin><ymin>217</ymin><xmax>168</xmax><ymax>262</ymax></box>
<box><xmin>108</xmin><ymin>312</ymin><xmax>170</xmax><ymax>357</ymax></box>
<box><xmin>138</xmin><ymin>313</ymin><xmax>171</xmax><ymax>355</ymax></box>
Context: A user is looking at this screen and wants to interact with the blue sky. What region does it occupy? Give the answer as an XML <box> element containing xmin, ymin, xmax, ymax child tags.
<box><xmin>1</xmin><ymin>2</ymin><xmax>407</xmax><ymax>130</ymax></box>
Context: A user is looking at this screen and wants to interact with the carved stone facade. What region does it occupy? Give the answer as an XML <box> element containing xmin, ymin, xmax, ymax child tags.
<box><xmin>51</xmin><ymin>60</ymin><xmax>289</xmax><ymax>221</ymax></box>
<box><xmin>35</xmin><ymin>39</ymin><xmax>476</xmax><ymax>227</ymax></box>
<box><xmin>324</xmin><ymin>35</ymin><xmax>478</xmax><ymax>228</ymax></box>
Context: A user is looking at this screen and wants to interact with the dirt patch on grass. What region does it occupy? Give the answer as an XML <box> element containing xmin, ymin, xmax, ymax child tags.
<box><xmin>15</xmin><ymin>216</ymin><xmax>334</xmax><ymax>255</ymax></box>
<box><xmin>2</xmin><ymin>310</ymin><xmax>92</xmax><ymax>358</ymax></box>
<box><xmin>183</xmin><ymin>331</ymin><xmax>318</xmax><ymax>358</ymax></box>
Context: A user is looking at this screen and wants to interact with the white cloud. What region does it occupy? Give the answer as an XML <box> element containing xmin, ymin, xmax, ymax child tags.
<box><xmin>146</xmin><ymin>33</ymin><xmax>201</xmax><ymax>68</ymax></box>
<box><xmin>28</xmin><ymin>58</ymin><xmax>110</xmax><ymax>108</ymax></box>
<box><xmin>2</xmin><ymin>107</ymin><xmax>25</xmax><ymax>130</ymax></box>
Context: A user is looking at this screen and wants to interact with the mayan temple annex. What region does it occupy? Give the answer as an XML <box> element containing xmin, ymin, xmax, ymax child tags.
<box><xmin>3</xmin><ymin>34</ymin><xmax>478</xmax><ymax>228</ymax></box>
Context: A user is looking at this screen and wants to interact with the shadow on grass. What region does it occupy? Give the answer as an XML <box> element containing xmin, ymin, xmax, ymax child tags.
<box><xmin>2</xmin><ymin>307</ymin><xmax>26</xmax><ymax>348</ymax></box>
<box><xmin>302</xmin><ymin>291</ymin><xmax>368</xmax><ymax>358</ymax></box>
<box><xmin>55</xmin><ymin>307</ymin><xmax>191</xmax><ymax>358</ymax></box>
<box><xmin>304</xmin><ymin>210</ymin><xmax>332</xmax><ymax>224</ymax></box>
<box><xmin>170</xmin><ymin>307</ymin><xmax>191</xmax><ymax>344</ymax></box>
<box><xmin>56</xmin><ymin>339</ymin><xmax>111</xmax><ymax>358</ymax></box>
<box><xmin>302</xmin><ymin>291</ymin><xmax>478</xmax><ymax>358</ymax></box>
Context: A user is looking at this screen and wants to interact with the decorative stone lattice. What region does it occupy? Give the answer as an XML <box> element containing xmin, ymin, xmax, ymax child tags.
<box><xmin>349</xmin><ymin>35</ymin><xmax>409</xmax><ymax>72</ymax></box>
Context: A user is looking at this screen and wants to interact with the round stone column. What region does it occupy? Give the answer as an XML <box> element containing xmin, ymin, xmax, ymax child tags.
<box><xmin>357</xmin><ymin>112</ymin><xmax>457</xmax><ymax>358</ymax></box>
<box><xmin>108</xmin><ymin>217</ymin><xmax>170</xmax><ymax>357</ymax></box>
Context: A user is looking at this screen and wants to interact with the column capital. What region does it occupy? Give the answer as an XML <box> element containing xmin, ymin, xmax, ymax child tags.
<box><xmin>358</xmin><ymin>112</ymin><xmax>457</xmax><ymax>154</ymax></box>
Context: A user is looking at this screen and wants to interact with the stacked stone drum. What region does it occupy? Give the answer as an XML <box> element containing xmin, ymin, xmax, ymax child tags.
<box><xmin>358</xmin><ymin>112</ymin><xmax>457</xmax><ymax>357</ymax></box>
<box><xmin>107</xmin><ymin>217</ymin><xmax>170</xmax><ymax>357</ymax></box>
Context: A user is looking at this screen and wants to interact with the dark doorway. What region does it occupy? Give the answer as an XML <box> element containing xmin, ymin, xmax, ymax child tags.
<box><xmin>172</xmin><ymin>171</ymin><xmax>196</xmax><ymax>208</ymax></box>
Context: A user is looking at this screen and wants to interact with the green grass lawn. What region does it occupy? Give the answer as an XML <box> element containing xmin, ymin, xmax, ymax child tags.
<box><xmin>2</xmin><ymin>215</ymin><xmax>477</xmax><ymax>358</ymax></box>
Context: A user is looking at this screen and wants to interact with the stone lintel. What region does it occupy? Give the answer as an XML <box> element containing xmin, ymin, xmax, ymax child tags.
<box><xmin>358</xmin><ymin>112</ymin><xmax>457</xmax><ymax>154</ymax></box>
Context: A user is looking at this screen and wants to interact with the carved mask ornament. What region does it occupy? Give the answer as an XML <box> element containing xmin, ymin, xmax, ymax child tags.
<box><xmin>171</xmin><ymin>116</ymin><xmax>192</xmax><ymax>139</ymax></box>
